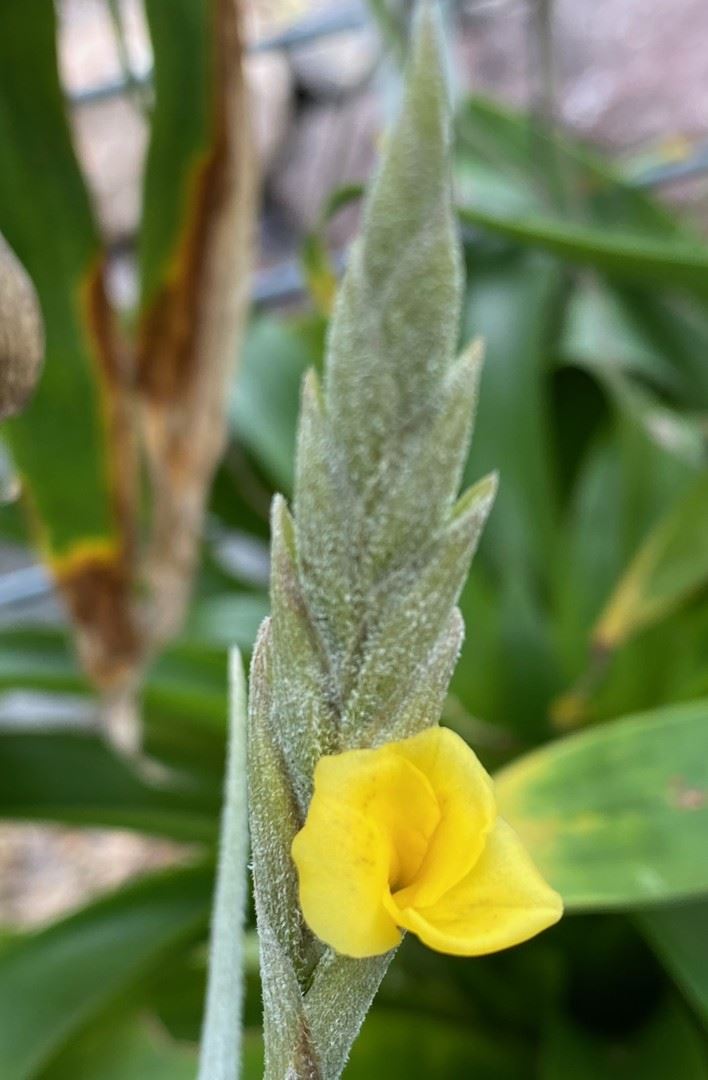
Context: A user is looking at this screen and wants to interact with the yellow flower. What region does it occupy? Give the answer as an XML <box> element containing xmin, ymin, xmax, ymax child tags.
<box><xmin>291</xmin><ymin>726</ymin><xmax>563</xmax><ymax>959</ymax></box>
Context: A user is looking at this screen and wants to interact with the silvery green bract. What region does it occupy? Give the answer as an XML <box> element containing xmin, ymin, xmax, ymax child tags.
<box><xmin>248</xmin><ymin>7</ymin><xmax>495</xmax><ymax>1076</ymax></box>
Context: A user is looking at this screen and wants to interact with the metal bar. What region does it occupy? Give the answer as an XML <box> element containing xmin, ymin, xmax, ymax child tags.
<box><xmin>68</xmin><ymin>2</ymin><xmax>368</xmax><ymax>107</ymax></box>
<box><xmin>0</xmin><ymin>564</ymin><xmax>52</xmax><ymax>607</ymax></box>
<box><xmin>629</xmin><ymin>148</ymin><xmax>708</xmax><ymax>189</ymax></box>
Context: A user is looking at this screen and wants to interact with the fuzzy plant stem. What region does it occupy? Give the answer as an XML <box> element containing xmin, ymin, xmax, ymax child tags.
<box><xmin>248</xmin><ymin>5</ymin><xmax>496</xmax><ymax>1077</ymax></box>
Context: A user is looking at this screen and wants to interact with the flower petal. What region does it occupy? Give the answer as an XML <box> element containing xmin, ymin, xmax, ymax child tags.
<box><xmin>292</xmin><ymin>746</ymin><xmax>440</xmax><ymax>957</ymax></box>
<box><xmin>388</xmin><ymin>817</ymin><xmax>563</xmax><ymax>956</ymax></box>
<box><xmin>292</xmin><ymin>794</ymin><xmax>401</xmax><ymax>957</ymax></box>
<box><xmin>392</xmin><ymin>726</ymin><xmax>496</xmax><ymax>906</ymax></box>
<box><xmin>314</xmin><ymin>747</ymin><xmax>440</xmax><ymax>888</ymax></box>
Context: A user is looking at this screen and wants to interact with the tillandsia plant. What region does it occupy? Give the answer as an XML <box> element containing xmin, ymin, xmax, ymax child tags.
<box><xmin>248</xmin><ymin>8</ymin><xmax>562</xmax><ymax>1077</ymax></box>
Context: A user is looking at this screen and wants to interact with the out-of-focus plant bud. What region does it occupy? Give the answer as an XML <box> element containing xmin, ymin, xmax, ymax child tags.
<box><xmin>0</xmin><ymin>238</ymin><xmax>44</xmax><ymax>421</ymax></box>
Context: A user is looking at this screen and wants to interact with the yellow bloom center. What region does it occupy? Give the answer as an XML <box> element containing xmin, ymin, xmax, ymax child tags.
<box><xmin>291</xmin><ymin>726</ymin><xmax>563</xmax><ymax>959</ymax></box>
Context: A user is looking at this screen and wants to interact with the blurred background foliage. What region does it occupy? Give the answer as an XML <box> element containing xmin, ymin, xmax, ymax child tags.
<box><xmin>0</xmin><ymin>0</ymin><xmax>707</xmax><ymax>1076</ymax></box>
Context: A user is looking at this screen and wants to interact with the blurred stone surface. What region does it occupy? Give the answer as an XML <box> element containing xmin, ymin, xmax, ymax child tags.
<box><xmin>0</xmin><ymin>823</ymin><xmax>189</xmax><ymax>928</ymax></box>
<box><xmin>291</xmin><ymin>26</ymin><xmax>378</xmax><ymax>98</ymax></box>
<box><xmin>58</xmin><ymin>0</ymin><xmax>295</xmax><ymax>242</ymax></box>
<box><xmin>247</xmin><ymin>51</ymin><xmax>294</xmax><ymax>175</ymax></box>
<box><xmin>71</xmin><ymin>96</ymin><xmax>148</xmax><ymax>243</ymax></box>
<box><xmin>457</xmin><ymin>0</ymin><xmax>708</xmax><ymax>149</ymax></box>
<box><xmin>56</xmin><ymin>0</ymin><xmax>708</xmax><ymax>252</ymax></box>
<box><xmin>270</xmin><ymin>91</ymin><xmax>379</xmax><ymax>235</ymax></box>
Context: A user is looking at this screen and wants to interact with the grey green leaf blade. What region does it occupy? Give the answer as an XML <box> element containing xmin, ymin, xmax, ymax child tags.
<box><xmin>198</xmin><ymin>650</ymin><xmax>249</xmax><ymax>1080</ymax></box>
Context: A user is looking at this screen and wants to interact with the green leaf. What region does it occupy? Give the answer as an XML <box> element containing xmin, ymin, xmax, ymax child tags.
<box><xmin>640</xmin><ymin>901</ymin><xmax>708</xmax><ymax>1024</ymax></box>
<box><xmin>456</xmin><ymin>96</ymin><xmax>682</xmax><ymax>240</ymax></box>
<box><xmin>136</xmin><ymin>0</ymin><xmax>254</xmax><ymax>651</ymax></box>
<box><xmin>138</xmin><ymin>0</ymin><xmax>213</xmax><ymax>312</ymax></box>
<box><xmin>559</xmin><ymin>280</ymin><xmax>708</xmax><ymax>469</ymax></box>
<box><xmin>0</xmin><ymin>624</ymin><xmax>229</xmax><ymax>785</ymax></box>
<box><xmin>186</xmin><ymin>591</ymin><xmax>269</xmax><ymax>649</ymax></box>
<box><xmin>0</xmin><ymin>627</ymin><xmax>83</xmax><ymax>694</ymax></box>
<box><xmin>462</xmin><ymin>249</ymin><xmax>560</xmax><ymax>585</ymax></box>
<box><xmin>496</xmin><ymin>699</ymin><xmax>708</xmax><ymax>909</ymax></box>
<box><xmin>540</xmin><ymin>998</ymin><xmax>708</xmax><ymax>1079</ymax></box>
<box><xmin>344</xmin><ymin>1010</ymin><xmax>528</xmax><ymax>1078</ymax></box>
<box><xmin>229</xmin><ymin>315</ymin><xmax>325</xmax><ymax>493</ymax></box>
<box><xmin>460</xmin><ymin>205</ymin><xmax>708</xmax><ymax>296</ymax></box>
<box><xmin>230</xmin><ymin>315</ymin><xmax>310</xmax><ymax>494</ymax></box>
<box><xmin>456</xmin><ymin>96</ymin><xmax>708</xmax><ymax>295</ymax></box>
<box><xmin>593</xmin><ymin>471</ymin><xmax>708</xmax><ymax>650</ymax></box>
<box><xmin>0</xmin><ymin>2</ymin><xmax>122</xmax><ymax>558</ymax></box>
<box><xmin>560</xmin><ymin>278</ymin><xmax>683</xmax><ymax>393</ymax></box>
<box><xmin>551</xmin><ymin>435</ymin><xmax>625</xmax><ymax>679</ymax></box>
<box><xmin>0</xmin><ymin>728</ymin><xmax>217</xmax><ymax>840</ymax></box>
<box><xmin>618</xmin><ymin>288</ymin><xmax>708</xmax><ymax>408</ymax></box>
<box><xmin>454</xmin><ymin>249</ymin><xmax>563</xmax><ymax>737</ymax></box>
<box><xmin>198</xmin><ymin>651</ymin><xmax>248</xmax><ymax>1080</ymax></box>
<box><xmin>39</xmin><ymin>1013</ymin><xmax>198</xmax><ymax>1080</ymax></box>
<box><xmin>0</xmin><ymin>865</ymin><xmax>212</xmax><ymax>1079</ymax></box>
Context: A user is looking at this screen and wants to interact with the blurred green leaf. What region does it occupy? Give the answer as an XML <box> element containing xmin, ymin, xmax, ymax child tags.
<box><xmin>0</xmin><ymin>729</ymin><xmax>217</xmax><ymax>840</ymax></box>
<box><xmin>560</xmin><ymin>280</ymin><xmax>708</xmax><ymax>468</ymax></box>
<box><xmin>619</xmin><ymin>289</ymin><xmax>708</xmax><ymax>408</ymax></box>
<box><xmin>345</xmin><ymin>1011</ymin><xmax>529</xmax><ymax>1078</ymax></box>
<box><xmin>461</xmin><ymin>206</ymin><xmax>708</xmax><ymax>296</ymax></box>
<box><xmin>138</xmin><ymin>0</ymin><xmax>212</xmax><ymax>312</ymax></box>
<box><xmin>457</xmin><ymin>97</ymin><xmax>708</xmax><ymax>295</ymax></box>
<box><xmin>39</xmin><ymin>1013</ymin><xmax>197</xmax><ymax>1080</ymax></box>
<box><xmin>0</xmin><ymin>624</ymin><xmax>229</xmax><ymax>784</ymax></box>
<box><xmin>640</xmin><ymin>901</ymin><xmax>708</xmax><ymax>1025</ymax></box>
<box><xmin>455</xmin><ymin>249</ymin><xmax>562</xmax><ymax>737</ymax></box>
<box><xmin>186</xmin><ymin>592</ymin><xmax>269</xmax><ymax>649</ymax></box>
<box><xmin>540</xmin><ymin>998</ymin><xmax>708</xmax><ymax>1079</ymax></box>
<box><xmin>0</xmin><ymin>628</ymin><xmax>82</xmax><ymax>694</ymax></box>
<box><xmin>0</xmin><ymin>865</ymin><xmax>212</xmax><ymax>1079</ymax></box>
<box><xmin>462</xmin><ymin>249</ymin><xmax>560</xmax><ymax>583</ymax></box>
<box><xmin>456</xmin><ymin>97</ymin><xmax>682</xmax><ymax>240</ymax></box>
<box><xmin>594</xmin><ymin>472</ymin><xmax>708</xmax><ymax>650</ymax></box>
<box><xmin>230</xmin><ymin>315</ymin><xmax>325</xmax><ymax>493</ymax></box>
<box><xmin>0</xmin><ymin>2</ymin><xmax>122</xmax><ymax>559</ymax></box>
<box><xmin>552</xmin><ymin>435</ymin><xmax>625</xmax><ymax>678</ymax></box>
<box><xmin>560</xmin><ymin>278</ymin><xmax>683</xmax><ymax>393</ymax></box>
<box><xmin>496</xmin><ymin>699</ymin><xmax>708</xmax><ymax>908</ymax></box>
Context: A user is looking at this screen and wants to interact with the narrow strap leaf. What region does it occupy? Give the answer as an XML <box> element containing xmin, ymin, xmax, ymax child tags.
<box><xmin>198</xmin><ymin>650</ymin><xmax>249</xmax><ymax>1080</ymax></box>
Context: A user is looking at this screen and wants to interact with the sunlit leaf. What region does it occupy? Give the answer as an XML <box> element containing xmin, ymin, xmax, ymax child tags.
<box><xmin>496</xmin><ymin>699</ymin><xmax>708</xmax><ymax>908</ymax></box>
<box><xmin>593</xmin><ymin>472</ymin><xmax>708</xmax><ymax>651</ymax></box>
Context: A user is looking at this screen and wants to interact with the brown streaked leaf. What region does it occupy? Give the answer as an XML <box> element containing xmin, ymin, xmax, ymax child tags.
<box><xmin>137</xmin><ymin>0</ymin><xmax>256</xmax><ymax>649</ymax></box>
<box><xmin>0</xmin><ymin>3</ymin><xmax>140</xmax><ymax>693</ymax></box>
<box><xmin>53</xmin><ymin>259</ymin><xmax>141</xmax><ymax>694</ymax></box>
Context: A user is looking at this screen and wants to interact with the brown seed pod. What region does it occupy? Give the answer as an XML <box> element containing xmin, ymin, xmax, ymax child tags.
<box><xmin>0</xmin><ymin>237</ymin><xmax>44</xmax><ymax>421</ymax></box>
